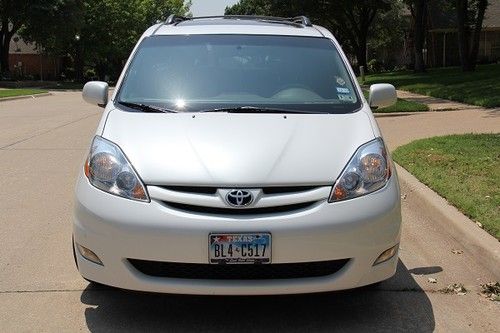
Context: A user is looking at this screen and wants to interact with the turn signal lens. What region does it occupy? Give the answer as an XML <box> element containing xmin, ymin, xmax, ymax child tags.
<box><xmin>373</xmin><ymin>244</ymin><xmax>399</xmax><ymax>265</ymax></box>
<box><xmin>76</xmin><ymin>243</ymin><xmax>103</xmax><ymax>265</ymax></box>
<box><xmin>84</xmin><ymin>136</ymin><xmax>149</xmax><ymax>202</ymax></box>
<box><xmin>329</xmin><ymin>138</ymin><xmax>391</xmax><ymax>202</ymax></box>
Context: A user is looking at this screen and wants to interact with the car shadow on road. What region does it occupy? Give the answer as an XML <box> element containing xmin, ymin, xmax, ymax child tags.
<box><xmin>80</xmin><ymin>260</ymin><xmax>435</xmax><ymax>332</ymax></box>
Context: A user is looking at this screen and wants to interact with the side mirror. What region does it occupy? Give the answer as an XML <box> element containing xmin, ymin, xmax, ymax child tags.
<box><xmin>83</xmin><ymin>81</ymin><xmax>108</xmax><ymax>107</ymax></box>
<box><xmin>369</xmin><ymin>83</ymin><xmax>397</xmax><ymax>109</ymax></box>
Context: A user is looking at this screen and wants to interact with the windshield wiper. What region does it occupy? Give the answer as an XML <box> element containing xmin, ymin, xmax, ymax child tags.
<box><xmin>199</xmin><ymin>106</ymin><xmax>320</xmax><ymax>114</ymax></box>
<box><xmin>118</xmin><ymin>101</ymin><xmax>177</xmax><ymax>113</ymax></box>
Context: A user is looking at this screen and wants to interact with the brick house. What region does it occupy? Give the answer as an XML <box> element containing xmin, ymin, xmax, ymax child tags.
<box><xmin>8</xmin><ymin>35</ymin><xmax>62</xmax><ymax>80</ymax></box>
<box><xmin>427</xmin><ymin>1</ymin><xmax>500</xmax><ymax>67</ymax></box>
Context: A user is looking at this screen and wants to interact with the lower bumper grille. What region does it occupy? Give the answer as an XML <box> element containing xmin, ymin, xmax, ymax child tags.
<box><xmin>163</xmin><ymin>201</ymin><xmax>317</xmax><ymax>216</ymax></box>
<box><xmin>128</xmin><ymin>259</ymin><xmax>350</xmax><ymax>280</ymax></box>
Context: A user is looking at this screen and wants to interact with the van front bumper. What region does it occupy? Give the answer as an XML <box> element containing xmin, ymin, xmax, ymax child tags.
<box><xmin>73</xmin><ymin>175</ymin><xmax>402</xmax><ymax>295</ymax></box>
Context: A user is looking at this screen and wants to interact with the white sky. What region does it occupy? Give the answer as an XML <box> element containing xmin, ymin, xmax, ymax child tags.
<box><xmin>190</xmin><ymin>0</ymin><xmax>239</xmax><ymax>16</ymax></box>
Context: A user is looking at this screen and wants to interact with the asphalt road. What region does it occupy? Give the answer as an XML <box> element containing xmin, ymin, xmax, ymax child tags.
<box><xmin>0</xmin><ymin>92</ymin><xmax>499</xmax><ymax>332</ymax></box>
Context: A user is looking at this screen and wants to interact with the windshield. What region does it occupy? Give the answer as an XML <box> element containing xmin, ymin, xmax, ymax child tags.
<box><xmin>116</xmin><ymin>35</ymin><xmax>361</xmax><ymax>113</ymax></box>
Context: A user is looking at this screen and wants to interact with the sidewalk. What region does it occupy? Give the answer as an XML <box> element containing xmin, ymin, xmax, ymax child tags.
<box><xmin>376</xmin><ymin>90</ymin><xmax>499</xmax><ymax>150</ymax></box>
<box><xmin>397</xmin><ymin>90</ymin><xmax>481</xmax><ymax>111</ymax></box>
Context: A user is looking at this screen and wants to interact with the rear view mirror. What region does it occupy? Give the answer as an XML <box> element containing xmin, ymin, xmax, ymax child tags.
<box><xmin>369</xmin><ymin>83</ymin><xmax>397</xmax><ymax>109</ymax></box>
<box><xmin>83</xmin><ymin>81</ymin><xmax>109</xmax><ymax>107</ymax></box>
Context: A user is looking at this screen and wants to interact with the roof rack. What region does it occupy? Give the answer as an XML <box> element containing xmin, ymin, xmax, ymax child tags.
<box><xmin>165</xmin><ymin>15</ymin><xmax>313</xmax><ymax>27</ymax></box>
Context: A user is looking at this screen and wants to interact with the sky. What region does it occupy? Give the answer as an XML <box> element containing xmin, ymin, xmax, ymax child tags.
<box><xmin>190</xmin><ymin>0</ymin><xmax>239</xmax><ymax>16</ymax></box>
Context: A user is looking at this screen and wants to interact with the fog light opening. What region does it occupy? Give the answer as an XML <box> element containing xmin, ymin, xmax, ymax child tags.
<box><xmin>373</xmin><ymin>244</ymin><xmax>399</xmax><ymax>266</ymax></box>
<box><xmin>76</xmin><ymin>243</ymin><xmax>103</xmax><ymax>266</ymax></box>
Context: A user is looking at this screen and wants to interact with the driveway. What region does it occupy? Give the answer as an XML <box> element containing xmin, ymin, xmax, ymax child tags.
<box><xmin>0</xmin><ymin>93</ymin><xmax>498</xmax><ymax>332</ymax></box>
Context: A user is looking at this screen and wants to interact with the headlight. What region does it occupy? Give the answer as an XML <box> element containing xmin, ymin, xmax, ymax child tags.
<box><xmin>84</xmin><ymin>136</ymin><xmax>149</xmax><ymax>202</ymax></box>
<box><xmin>329</xmin><ymin>138</ymin><xmax>391</xmax><ymax>202</ymax></box>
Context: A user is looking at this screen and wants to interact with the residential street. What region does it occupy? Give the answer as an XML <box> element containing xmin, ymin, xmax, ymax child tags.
<box><xmin>0</xmin><ymin>92</ymin><xmax>499</xmax><ymax>332</ymax></box>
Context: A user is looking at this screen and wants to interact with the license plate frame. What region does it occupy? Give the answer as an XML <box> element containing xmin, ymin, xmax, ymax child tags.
<box><xmin>209</xmin><ymin>233</ymin><xmax>271</xmax><ymax>264</ymax></box>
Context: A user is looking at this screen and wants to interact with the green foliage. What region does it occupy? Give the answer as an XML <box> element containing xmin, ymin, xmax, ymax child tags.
<box><xmin>225</xmin><ymin>0</ymin><xmax>394</xmax><ymax>70</ymax></box>
<box><xmin>0</xmin><ymin>0</ymin><xmax>70</xmax><ymax>72</ymax></box>
<box><xmin>20</xmin><ymin>0</ymin><xmax>82</xmax><ymax>57</ymax></box>
<box><xmin>225</xmin><ymin>0</ymin><xmax>271</xmax><ymax>15</ymax></box>
<box><xmin>394</xmin><ymin>134</ymin><xmax>500</xmax><ymax>239</ymax></box>
<box><xmin>364</xmin><ymin>63</ymin><xmax>500</xmax><ymax>107</ymax></box>
<box><xmin>78</xmin><ymin>0</ymin><xmax>190</xmax><ymax>80</ymax></box>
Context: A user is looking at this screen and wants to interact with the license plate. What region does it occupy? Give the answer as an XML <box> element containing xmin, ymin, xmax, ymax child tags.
<box><xmin>209</xmin><ymin>233</ymin><xmax>271</xmax><ymax>264</ymax></box>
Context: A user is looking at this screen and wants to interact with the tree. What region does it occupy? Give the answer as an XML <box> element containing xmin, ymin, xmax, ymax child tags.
<box><xmin>369</xmin><ymin>0</ymin><xmax>409</xmax><ymax>71</ymax></box>
<box><xmin>323</xmin><ymin>1</ymin><xmax>392</xmax><ymax>72</ymax></box>
<box><xmin>0</xmin><ymin>0</ymin><xmax>28</xmax><ymax>74</ymax></box>
<box><xmin>0</xmin><ymin>0</ymin><xmax>80</xmax><ymax>75</ymax></box>
<box><xmin>225</xmin><ymin>0</ymin><xmax>392</xmax><ymax>72</ymax></box>
<box><xmin>225</xmin><ymin>0</ymin><xmax>271</xmax><ymax>15</ymax></box>
<box><xmin>20</xmin><ymin>1</ymin><xmax>82</xmax><ymax>66</ymax></box>
<box><xmin>75</xmin><ymin>0</ymin><xmax>191</xmax><ymax>81</ymax></box>
<box><xmin>455</xmin><ymin>0</ymin><xmax>488</xmax><ymax>71</ymax></box>
<box><xmin>406</xmin><ymin>0</ymin><xmax>428</xmax><ymax>72</ymax></box>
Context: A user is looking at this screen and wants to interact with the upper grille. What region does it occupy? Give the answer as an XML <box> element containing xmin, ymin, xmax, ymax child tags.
<box><xmin>149</xmin><ymin>185</ymin><xmax>329</xmax><ymax>216</ymax></box>
<box><xmin>128</xmin><ymin>259</ymin><xmax>350</xmax><ymax>280</ymax></box>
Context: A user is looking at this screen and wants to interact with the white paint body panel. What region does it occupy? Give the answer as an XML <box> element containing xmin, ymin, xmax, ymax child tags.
<box><xmin>102</xmin><ymin>109</ymin><xmax>375</xmax><ymax>186</ymax></box>
<box><xmin>74</xmin><ymin>19</ymin><xmax>402</xmax><ymax>295</ymax></box>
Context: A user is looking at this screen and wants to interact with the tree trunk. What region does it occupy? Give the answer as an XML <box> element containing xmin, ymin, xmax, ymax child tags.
<box><xmin>355</xmin><ymin>37</ymin><xmax>368</xmax><ymax>72</ymax></box>
<box><xmin>456</xmin><ymin>0</ymin><xmax>471</xmax><ymax>71</ymax></box>
<box><xmin>468</xmin><ymin>0</ymin><xmax>488</xmax><ymax>71</ymax></box>
<box><xmin>413</xmin><ymin>0</ymin><xmax>427</xmax><ymax>72</ymax></box>
<box><xmin>0</xmin><ymin>18</ymin><xmax>19</xmax><ymax>75</ymax></box>
<box><xmin>0</xmin><ymin>31</ymin><xmax>14</xmax><ymax>74</ymax></box>
<box><xmin>74</xmin><ymin>41</ymin><xmax>84</xmax><ymax>82</ymax></box>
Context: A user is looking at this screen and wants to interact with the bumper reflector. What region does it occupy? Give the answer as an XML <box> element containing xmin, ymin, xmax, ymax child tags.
<box><xmin>373</xmin><ymin>244</ymin><xmax>399</xmax><ymax>266</ymax></box>
<box><xmin>76</xmin><ymin>243</ymin><xmax>103</xmax><ymax>265</ymax></box>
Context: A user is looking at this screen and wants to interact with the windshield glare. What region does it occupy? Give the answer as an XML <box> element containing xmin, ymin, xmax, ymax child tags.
<box><xmin>117</xmin><ymin>35</ymin><xmax>361</xmax><ymax>113</ymax></box>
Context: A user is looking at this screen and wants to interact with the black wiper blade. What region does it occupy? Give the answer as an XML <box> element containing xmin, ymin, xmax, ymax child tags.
<box><xmin>199</xmin><ymin>106</ymin><xmax>319</xmax><ymax>114</ymax></box>
<box><xmin>118</xmin><ymin>101</ymin><xmax>177</xmax><ymax>113</ymax></box>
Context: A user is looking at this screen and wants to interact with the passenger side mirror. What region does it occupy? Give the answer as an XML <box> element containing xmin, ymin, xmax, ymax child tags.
<box><xmin>369</xmin><ymin>83</ymin><xmax>397</xmax><ymax>109</ymax></box>
<box><xmin>83</xmin><ymin>81</ymin><xmax>109</xmax><ymax>107</ymax></box>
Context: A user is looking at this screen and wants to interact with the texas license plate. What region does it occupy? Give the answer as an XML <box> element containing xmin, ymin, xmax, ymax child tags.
<box><xmin>209</xmin><ymin>233</ymin><xmax>271</xmax><ymax>264</ymax></box>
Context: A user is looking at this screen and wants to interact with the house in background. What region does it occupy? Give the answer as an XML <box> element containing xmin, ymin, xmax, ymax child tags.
<box><xmin>8</xmin><ymin>35</ymin><xmax>62</xmax><ymax>80</ymax></box>
<box><xmin>427</xmin><ymin>1</ymin><xmax>500</xmax><ymax>67</ymax></box>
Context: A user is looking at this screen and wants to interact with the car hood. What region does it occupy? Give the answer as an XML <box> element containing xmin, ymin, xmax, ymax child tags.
<box><xmin>102</xmin><ymin>109</ymin><xmax>376</xmax><ymax>186</ymax></box>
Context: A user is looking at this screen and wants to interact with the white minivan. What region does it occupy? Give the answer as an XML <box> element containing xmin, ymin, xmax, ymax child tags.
<box><xmin>74</xmin><ymin>15</ymin><xmax>401</xmax><ymax>295</ymax></box>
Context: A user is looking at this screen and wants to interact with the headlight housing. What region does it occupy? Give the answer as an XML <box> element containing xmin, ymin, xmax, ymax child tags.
<box><xmin>84</xmin><ymin>136</ymin><xmax>149</xmax><ymax>202</ymax></box>
<box><xmin>329</xmin><ymin>138</ymin><xmax>391</xmax><ymax>202</ymax></box>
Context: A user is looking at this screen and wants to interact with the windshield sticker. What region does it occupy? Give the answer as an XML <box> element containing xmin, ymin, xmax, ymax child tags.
<box><xmin>338</xmin><ymin>94</ymin><xmax>354</xmax><ymax>102</ymax></box>
<box><xmin>335</xmin><ymin>76</ymin><xmax>346</xmax><ymax>86</ymax></box>
<box><xmin>336</xmin><ymin>87</ymin><xmax>350</xmax><ymax>94</ymax></box>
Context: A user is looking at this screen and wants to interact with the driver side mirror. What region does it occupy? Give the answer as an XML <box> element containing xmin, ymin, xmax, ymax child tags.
<box><xmin>83</xmin><ymin>81</ymin><xmax>109</xmax><ymax>107</ymax></box>
<box><xmin>369</xmin><ymin>83</ymin><xmax>397</xmax><ymax>109</ymax></box>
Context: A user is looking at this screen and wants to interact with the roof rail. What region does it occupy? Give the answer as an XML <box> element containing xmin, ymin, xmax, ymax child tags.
<box><xmin>165</xmin><ymin>14</ymin><xmax>187</xmax><ymax>25</ymax></box>
<box><xmin>164</xmin><ymin>15</ymin><xmax>313</xmax><ymax>27</ymax></box>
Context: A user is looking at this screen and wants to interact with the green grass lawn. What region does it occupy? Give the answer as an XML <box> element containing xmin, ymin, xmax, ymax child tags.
<box><xmin>363</xmin><ymin>63</ymin><xmax>500</xmax><ymax>108</ymax></box>
<box><xmin>393</xmin><ymin>134</ymin><xmax>500</xmax><ymax>239</ymax></box>
<box><xmin>0</xmin><ymin>88</ymin><xmax>48</xmax><ymax>99</ymax></box>
<box><xmin>363</xmin><ymin>90</ymin><xmax>429</xmax><ymax>113</ymax></box>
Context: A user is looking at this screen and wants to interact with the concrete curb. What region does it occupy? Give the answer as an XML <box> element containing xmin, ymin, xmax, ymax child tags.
<box><xmin>0</xmin><ymin>92</ymin><xmax>52</xmax><ymax>103</ymax></box>
<box><xmin>396</xmin><ymin>164</ymin><xmax>500</xmax><ymax>278</ymax></box>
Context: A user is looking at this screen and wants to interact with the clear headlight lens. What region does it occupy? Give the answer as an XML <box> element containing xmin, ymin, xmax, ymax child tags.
<box><xmin>84</xmin><ymin>136</ymin><xmax>149</xmax><ymax>202</ymax></box>
<box><xmin>329</xmin><ymin>138</ymin><xmax>391</xmax><ymax>202</ymax></box>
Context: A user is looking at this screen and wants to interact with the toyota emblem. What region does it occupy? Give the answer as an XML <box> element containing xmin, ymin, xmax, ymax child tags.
<box><xmin>226</xmin><ymin>190</ymin><xmax>253</xmax><ymax>207</ymax></box>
